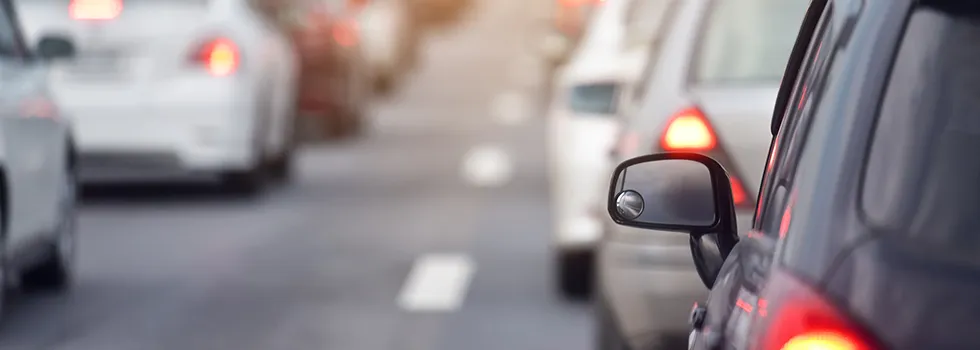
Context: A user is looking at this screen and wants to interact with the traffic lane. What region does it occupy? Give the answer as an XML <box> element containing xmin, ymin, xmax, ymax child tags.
<box><xmin>0</xmin><ymin>121</ymin><xmax>591</xmax><ymax>350</ymax></box>
<box><xmin>439</xmin><ymin>172</ymin><xmax>593</xmax><ymax>350</ymax></box>
<box><xmin>0</xmin><ymin>132</ymin><xmax>491</xmax><ymax>350</ymax></box>
<box><xmin>0</xmin><ymin>0</ymin><xmax>583</xmax><ymax>348</ymax></box>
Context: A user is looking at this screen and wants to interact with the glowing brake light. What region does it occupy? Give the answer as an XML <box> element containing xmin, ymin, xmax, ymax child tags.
<box><xmin>20</xmin><ymin>97</ymin><xmax>57</xmax><ymax>119</ymax></box>
<box><xmin>730</xmin><ymin>176</ymin><xmax>747</xmax><ymax>205</ymax></box>
<box><xmin>661</xmin><ymin>107</ymin><xmax>717</xmax><ymax>151</ymax></box>
<box><xmin>758</xmin><ymin>269</ymin><xmax>876</xmax><ymax>350</ymax></box>
<box><xmin>782</xmin><ymin>332</ymin><xmax>861</xmax><ymax>350</ymax></box>
<box><xmin>333</xmin><ymin>20</ymin><xmax>358</xmax><ymax>47</ymax></box>
<box><xmin>192</xmin><ymin>39</ymin><xmax>239</xmax><ymax>77</ymax></box>
<box><xmin>70</xmin><ymin>0</ymin><xmax>123</xmax><ymax>20</ymax></box>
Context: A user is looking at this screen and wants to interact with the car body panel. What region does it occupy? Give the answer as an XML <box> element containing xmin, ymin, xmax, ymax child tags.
<box><xmin>15</xmin><ymin>0</ymin><xmax>297</xmax><ymax>181</ymax></box>
<box><xmin>0</xmin><ymin>0</ymin><xmax>74</xmax><ymax>272</ymax></box>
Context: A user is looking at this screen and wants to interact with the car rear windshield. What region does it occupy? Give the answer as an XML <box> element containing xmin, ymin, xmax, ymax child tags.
<box><xmin>567</xmin><ymin>82</ymin><xmax>619</xmax><ymax>115</ymax></box>
<box><xmin>862</xmin><ymin>5</ymin><xmax>980</xmax><ymax>267</ymax></box>
<box><xmin>692</xmin><ymin>0</ymin><xmax>808</xmax><ymax>84</ymax></box>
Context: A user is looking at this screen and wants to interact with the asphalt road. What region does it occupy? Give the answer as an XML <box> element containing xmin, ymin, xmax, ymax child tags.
<box><xmin>0</xmin><ymin>0</ymin><xmax>593</xmax><ymax>349</ymax></box>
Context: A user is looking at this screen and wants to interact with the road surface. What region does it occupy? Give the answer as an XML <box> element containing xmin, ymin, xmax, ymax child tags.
<box><xmin>0</xmin><ymin>0</ymin><xmax>593</xmax><ymax>349</ymax></box>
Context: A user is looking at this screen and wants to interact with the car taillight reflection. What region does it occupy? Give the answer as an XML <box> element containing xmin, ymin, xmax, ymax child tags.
<box><xmin>729</xmin><ymin>176</ymin><xmax>747</xmax><ymax>205</ymax></box>
<box><xmin>70</xmin><ymin>0</ymin><xmax>123</xmax><ymax>20</ymax></box>
<box><xmin>192</xmin><ymin>39</ymin><xmax>239</xmax><ymax>77</ymax></box>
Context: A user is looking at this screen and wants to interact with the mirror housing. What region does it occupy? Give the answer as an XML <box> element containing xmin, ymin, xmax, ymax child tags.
<box><xmin>606</xmin><ymin>153</ymin><xmax>740</xmax><ymax>288</ymax></box>
<box><xmin>607</xmin><ymin>153</ymin><xmax>738</xmax><ymax>234</ymax></box>
<box><xmin>37</xmin><ymin>35</ymin><xmax>76</xmax><ymax>61</ymax></box>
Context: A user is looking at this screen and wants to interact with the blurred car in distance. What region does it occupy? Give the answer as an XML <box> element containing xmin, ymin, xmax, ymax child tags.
<box><xmin>404</xmin><ymin>0</ymin><xmax>472</xmax><ymax>32</ymax></box>
<box><xmin>545</xmin><ymin>0</ymin><xmax>662</xmax><ymax>299</ymax></box>
<box><xmin>597</xmin><ymin>0</ymin><xmax>807</xmax><ymax>348</ymax></box>
<box><xmin>356</xmin><ymin>0</ymin><xmax>421</xmax><ymax>96</ymax></box>
<box><xmin>609</xmin><ymin>1</ymin><xmax>980</xmax><ymax>349</ymax></box>
<box><xmin>16</xmin><ymin>0</ymin><xmax>300</xmax><ymax>194</ymax></box>
<box><xmin>0</xmin><ymin>8</ymin><xmax>80</xmax><ymax>319</ymax></box>
<box><xmin>538</xmin><ymin>0</ymin><xmax>602</xmax><ymax>108</ymax></box>
<box><xmin>286</xmin><ymin>0</ymin><xmax>372</xmax><ymax>141</ymax></box>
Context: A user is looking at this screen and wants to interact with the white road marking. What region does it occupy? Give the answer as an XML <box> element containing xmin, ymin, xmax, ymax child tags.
<box><xmin>491</xmin><ymin>91</ymin><xmax>529</xmax><ymax>126</ymax></box>
<box><xmin>398</xmin><ymin>254</ymin><xmax>476</xmax><ymax>312</ymax></box>
<box><xmin>460</xmin><ymin>144</ymin><xmax>514</xmax><ymax>188</ymax></box>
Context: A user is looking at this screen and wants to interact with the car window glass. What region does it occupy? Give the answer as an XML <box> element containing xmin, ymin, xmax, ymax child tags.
<box><xmin>693</xmin><ymin>0</ymin><xmax>808</xmax><ymax>84</ymax></box>
<box><xmin>0</xmin><ymin>5</ymin><xmax>22</xmax><ymax>58</ymax></box>
<box><xmin>755</xmin><ymin>5</ymin><xmax>833</xmax><ymax>233</ymax></box>
<box><xmin>862</xmin><ymin>6</ymin><xmax>980</xmax><ymax>267</ymax></box>
<box><xmin>567</xmin><ymin>83</ymin><xmax>619</xmax><ymax>115</ymax></box>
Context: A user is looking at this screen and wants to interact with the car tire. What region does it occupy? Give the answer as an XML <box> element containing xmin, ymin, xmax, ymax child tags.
<box><xmin>596</xmin><ymin>298</ymin><xmax>629</xmax><ymax>350</ymax></box>
<box><xmin>269</xmin><ymin>115</ymin><xmax>298</xmax><ymax>181</ymax></box>
<box><xmin>221</xmin><ymin>162</ymin><xmax>269</xmax><ymax>196</ymax></box>
<box><xmin>268</xmin><ymin>146</ymin><xmax>294</xmax><ymax>182</ymax></box>
<box><xmin>555</xmin><ymin>249</ymin><xmax>594</xmax><ymax>299</ymax></box>
<box><xmin>21</xmin><ymin>168</ymin><xmax>77</xmax><ymax>292</ymax></box>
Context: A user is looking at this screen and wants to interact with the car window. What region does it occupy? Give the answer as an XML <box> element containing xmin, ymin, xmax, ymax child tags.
<box><xmin>0</xmin><ymin>3</ymin><xmax>25</xmax><ymax>59</ymax></box>
<box><xmin>862</xmin><ymin>5</ymin><xmax>980</xmax><ymax>267</ymax></box>
<box><xmin>567</xmin><ymin>82</ymin><xmax>619</xmax><ymax>115</ymax></box>
<box><xmin>754</xmin><ymin>4</ymin><xmax>834</xmax><ymax>234</ymax></box>
<box><xmin>693</xmin><ymin>0</ymin><xmax>809</xmax><ymax>84</ymax></box>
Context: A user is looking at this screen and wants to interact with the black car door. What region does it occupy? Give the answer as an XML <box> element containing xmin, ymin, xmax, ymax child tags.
<box><xmin>691</xmin><ymin>1</ymin><xmax>837</xmax><ymax>349</ymax></box>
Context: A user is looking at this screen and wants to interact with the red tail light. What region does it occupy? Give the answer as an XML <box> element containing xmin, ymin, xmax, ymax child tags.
<box><xmin>333</xmin><ymin>20</ymin><xmax>358</xmax><ymax>47</ymax></box>
<box><xmin>192</xmin><ymin>39</ymin><xmax>239</xmax><ymax>77</ymax></box>
<box><xmin>70</xmin><ymin>0</ymin><xmax>123</xmax><ymax>20</ymax></box>
<box><xmin>661</xmin><ymin>107</ymin><xmax>717</xmax><ymax>151</ymax></box>
<box><xmin>756</xmin><ymin>269</ymin><xmax>876</xmax><ymax>350</ymax></box>
<box><xmin>20</xmin><ymin>97</ymin><xmax>57</xmax><ymax>119</ymax></box>
<box><xmin>730</xmin><ymin>176</ymin><xmax>747</xmax><ymax>205</ymax></box>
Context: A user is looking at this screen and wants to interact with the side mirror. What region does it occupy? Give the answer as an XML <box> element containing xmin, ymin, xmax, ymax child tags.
<box><xmin>607</xmin><ymin>153</ymin><xmax>737</xmax><ymax>233</ymax></box>
<box><xmin>37</xmin><ymin>35</ymin><xmax>76</xmax><ymax>61</ymax></box>
<box><xmin>606</xmin><ymin>153</ymin><xmax>740</xmax><ymax>288</ymax></box>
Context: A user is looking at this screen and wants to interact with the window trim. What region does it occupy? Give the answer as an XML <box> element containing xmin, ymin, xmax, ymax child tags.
<box><xmin>0</xmin><ymin>0</ymin><xmax>30</xmax><ymax>60</ymax></box>
<box><xmin>754</xmin><ymin>4</ymin><xmax>834</xmax><ymax>234</ymax></box>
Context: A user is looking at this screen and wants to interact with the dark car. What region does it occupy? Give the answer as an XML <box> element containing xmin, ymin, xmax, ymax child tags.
<box><xmin>594</xmin><ymin>0</ymin><xmax>805</xmax><ymax>348</ymax></box>
<box><xmin>257</xmin><ymin>0</ymin><xmax>371</xmax><ymax>141</ymax></box>
<box><xmin>293</xmin><ymin>0</ymin><xmax>371</xmax><ymax>140</ymax></box>
<box><xmin>604</xmin><ymin>0</ymin><xmax>980</xmax><ymax>349</ymax></box>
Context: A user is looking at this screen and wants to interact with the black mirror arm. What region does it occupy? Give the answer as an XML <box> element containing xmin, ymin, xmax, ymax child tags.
<box><xmin>701</xmin><ymin>166</ymin><xmax>740</xmax><ymax>259</ymax></box>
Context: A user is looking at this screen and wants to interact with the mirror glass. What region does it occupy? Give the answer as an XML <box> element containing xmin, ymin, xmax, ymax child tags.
<box><xmin>37</xmin><ymin>37</ymin><xmax>75</xmax><ymax>60</ymax></box>
<box><xmin>613</xmin><ymin>159</ymin><xmax>717</xmax><ymax>227</ymax></box>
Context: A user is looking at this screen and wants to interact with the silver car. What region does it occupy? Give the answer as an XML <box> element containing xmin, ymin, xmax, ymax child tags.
<box><xmin>596</xmin><ymin>0</ymin><xmax>808</xmax><ymax>348</ymax></box>
<box><xmin>0</xmin><ymin>0</ymin><xmax>80</xmax><ymax>320</ymax></box>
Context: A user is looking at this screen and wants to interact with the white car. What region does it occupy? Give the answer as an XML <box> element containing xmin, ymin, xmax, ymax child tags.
<box><xmin>356</xmin><ymin>0</ymin><xmax>419</xmax><ymax>95</ymax></box>
<box><xmin>0</xmin><ymin>2</ymin><xmax>80</xmax><ymax>317</ymax></box>
<box><xmin>546</xmin><ymin>0</ymin><xmax>673</xmax><ymax>298</ymax></box>
<box><xmin>15</xmin><ymin>0</ymin><xmax>299</xmax><ymax>193</ymax></box>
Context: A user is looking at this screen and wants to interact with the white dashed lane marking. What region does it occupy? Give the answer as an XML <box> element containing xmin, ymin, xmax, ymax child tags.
<box><xmin>460</xmin><ymin>144</ymin><xmax>514</xmax><ymax>188</ymax></box>
<box><xmin>398</xmin><ymin>254</ymin><xmax>476</xmax><ymax>312</ymax></box>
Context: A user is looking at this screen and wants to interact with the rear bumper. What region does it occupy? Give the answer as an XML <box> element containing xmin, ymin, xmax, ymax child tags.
<box><xmin>598</xmin><ymin>212</ymin><xmax>753</xmax><ymax>341</ymax></box>
<box><xmin>55</xmin><ymin>80</ymin><xmax>260</xmax><ymax>181</ymax></box>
